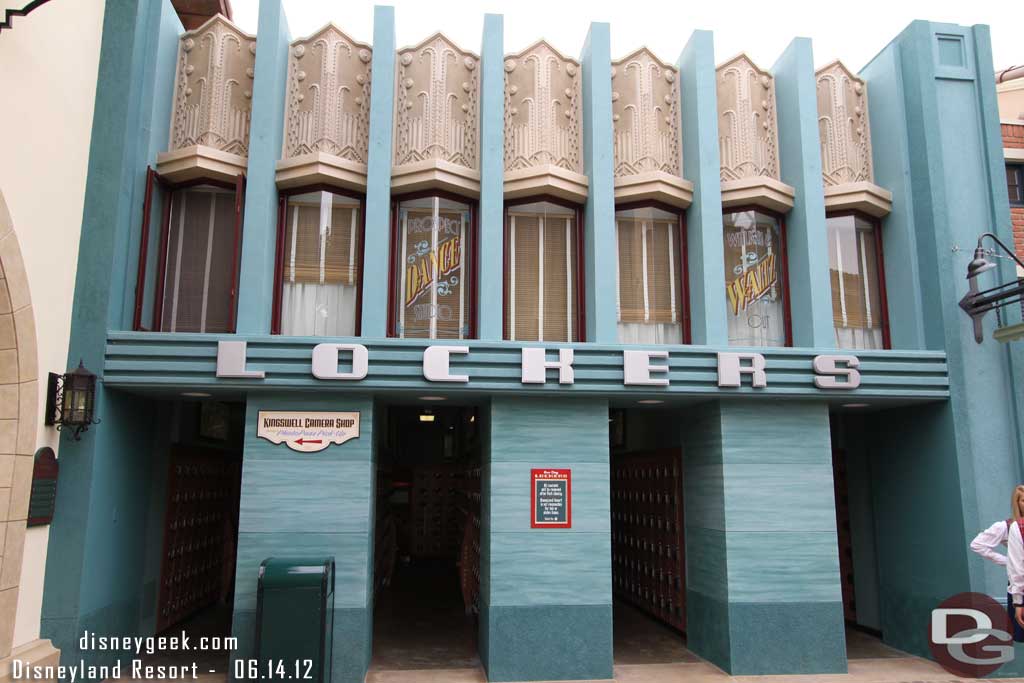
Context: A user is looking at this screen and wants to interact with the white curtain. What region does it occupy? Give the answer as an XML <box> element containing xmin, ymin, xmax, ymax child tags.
<box><xmin>281</xmin><ymin>283</ymin><xmax>358</xmax><ymax>337</ymax></box>
<box><xmin>617</xmin><ymin>322</ymin><xmax>683</xmax><ymax>345</ymax></box>
<box><xmin>835</xmin><ymin>326</ymin><xmax>883</xmax><ymax>350</ymax></box>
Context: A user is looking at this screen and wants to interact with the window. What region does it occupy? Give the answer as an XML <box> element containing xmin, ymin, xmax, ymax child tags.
<box><xmin>616</xmin><ymin>206</ymin><xmax>688</xmax><ymax>344</ymax></box>
<box><xmin>1008</xmin><ymin>165</ymin><xmax>1023</xmax><ymax>206</ymax></box>
<box><xmin>827</xmin><ymin>213</ymin><xmax>889</xmax><ymax>349</ymax></box>
<box><xmin>390</xmin><ymin>195</ymin><xmax>476</xmax><ymax>339</ymax></box>
<box><xmin>273</xmin><ymin>190</ymin><xmax>364</xmax><ymax>336</ymax></box>
<box><xmin>504</xmin><ymin>200</ymin><xmax>583</xmax><ymax>342</ymax></box>
<box><xmin>158</xmin><ymin>186</ymin><xmax>239</xmax><ymax>333</ymax></box>
<box><xmin>133</xmin><ymin>170</ymin><xmax>245</xmax><ymax>333</ymax></box>
<box><xmin>722</xmin><ymin>210</ymin><xmax>790</xmax><ymax>347</ymax></box>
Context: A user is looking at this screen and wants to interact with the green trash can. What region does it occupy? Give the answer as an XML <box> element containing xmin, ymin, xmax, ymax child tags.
<box><xmin>255</xmin><ymin>557</ymin><xmax>334</xmax><ymax>683</ymax></box>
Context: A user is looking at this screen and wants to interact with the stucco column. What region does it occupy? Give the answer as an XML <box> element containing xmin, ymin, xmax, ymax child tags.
<box><xmin>476</xmin><ymin>14</ymin><xmax>505</xmax><ymax>340</ymax></box>
<box><xmin>677</xmin><ymin>30</ymin><xmax>727</xmax><ymax>346</ymax></box>
<box><xmin>481</xmin><ymin>397</ymin><xmax>612</xmax><ymax>681</ymax></box>
<box><xmin>773</xmin><ymin>38</ymin><xmax>834</xmax><ymax>348</ymax></box>
<box><xmin>682</xmin><ymin>400</ymin><xmax>846</xmax><ymax>675</ymax></box>
<box><xmin>358</xmin><ymin>6</ymin><xmax>396</xmax><ymax>339</ymax></box>
<box><xmin>579</xmin><ymin>24</ymin><xmax>617</xmax><ymax>344</ymax></box>
<box><xmin>234</xmin><ymin>0</ymin><xmax>290</xmax><ymax>335</ymax></box>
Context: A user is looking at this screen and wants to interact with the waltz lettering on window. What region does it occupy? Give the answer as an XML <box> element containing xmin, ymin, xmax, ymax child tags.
<box><xmin>723</xmin><ymin>211</ymin><xmax>788</xmax><ymax>347</ymax></box>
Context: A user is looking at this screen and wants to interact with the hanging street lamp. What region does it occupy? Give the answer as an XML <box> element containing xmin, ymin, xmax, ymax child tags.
<box><xmin>959</xmin><ymin>232</ymin><xmax>1024</xmax><ymax>343</ymax></box>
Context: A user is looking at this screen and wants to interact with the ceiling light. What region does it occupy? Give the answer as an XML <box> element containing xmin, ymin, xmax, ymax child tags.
<box><xmin>419</xmin><ymin>396</ymin><xmax>446</xmax><ymax>401</ymax></box>
<box><xmin>638</xmin><ymin>399</ymin><xmax>664</xmax><ymax>405</ymax></box>
<box><xmin>182</xmin><ymin>391</ymin><xmax>212</xmax><ymax>398</ymax></box>
<box><xmin>419</xmin><ymin>414</ymin><xmax>435</xmax><ymax>422</ymax></box>
<box><xmin>843</xmin><ymin>403</ymin><xmax>869</xmax><ymax>408</ymax></box>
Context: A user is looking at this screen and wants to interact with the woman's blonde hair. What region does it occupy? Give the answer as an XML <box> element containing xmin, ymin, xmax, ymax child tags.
<box><xmin>1012</xmin><ymin>485</ymin><xmax>1024</xmax><ymax>522</ymax></box>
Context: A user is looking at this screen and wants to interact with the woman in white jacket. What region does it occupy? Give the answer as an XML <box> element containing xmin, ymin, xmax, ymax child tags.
<box><xmin>981</xmin><ymin>485</ymin><xmax>1024</xmax><ymax>638</ymax></box>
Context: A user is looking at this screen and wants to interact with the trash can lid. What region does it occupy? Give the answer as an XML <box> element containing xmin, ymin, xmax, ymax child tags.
<box><xmin>259</xmin><ymin>556</ymin><xmax>335</xmax><ymax>591</ymax></box>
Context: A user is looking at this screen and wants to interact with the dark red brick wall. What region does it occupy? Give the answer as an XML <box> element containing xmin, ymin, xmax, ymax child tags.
<box><xmin>1004</xmin><ymin>123</ymin><xmax>1024</xmax><ymax>149</ymax></box>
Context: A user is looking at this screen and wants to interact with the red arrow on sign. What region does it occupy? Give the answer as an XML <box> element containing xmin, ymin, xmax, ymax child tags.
<box><xmin>295</xmin><ymin>438</ymin><xmax>323</xmax><ymax>445</ymax></box>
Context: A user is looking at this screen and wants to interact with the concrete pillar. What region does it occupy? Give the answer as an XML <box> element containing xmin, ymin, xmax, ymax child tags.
<box><xmin>477</xmin><ymin>14</ymin><xmax>505</xmax><ymax>340</ymax></box>
<box><xmin>359</xmin><ymin>6</ymin><xmax>396</xmax><ymax>338</ymax></box>
<box><xmin>773</xmin><ymin>38</ymin><xmax>834</xmax><ymax>349</ymax></box>
<box><xmin>234</xmin><ymin>0</ymin><xmax>290</xmax><ymax>335</ymax></box>
<box><xmin>231</xmin><ymin>394</ymin><xmax>376</xmax><ymax>683</ymax></box>
<box><xmin>677</xmin><ymin>30</ymin><xmax>727</xmax><ymax>346</ymax></box>
<box><xmin>579</xmin><ymin>24</ymin><xmax>618</xmax><ymax>344</ymax></box>
<box><xmin>682</xmin><ymin>400</ymin><xmax>846</xmax><ymax>675</ymax></box>
<box><xmin>482</xmin><ymin>397</ymin><xmax>612</xmax><ymax>681</ymax></box>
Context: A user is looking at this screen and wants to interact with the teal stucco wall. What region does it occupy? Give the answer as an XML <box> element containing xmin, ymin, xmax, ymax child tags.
<box><xmin>44</xmin><ymin>0</ymin><xmax>1024</xmax><ymax>679</ymax></box>
<box><xmin>40</xmin><ymin>0</ymin><xmax>182</xmax><ymax>662</ymax></box>
<box><xmin>483</xmin><ymin>397</ymin><xmax>613</xmax><ymax>681</ymax></box>
<box><xmin>683</xmin><ymin>401</ymin><xmax>846</xmax><ymax>675</ymax></box>
<box><xmin>233</xmin><ymin>393</ymin><xmax>376</xmax><ymax>683</ymax></box>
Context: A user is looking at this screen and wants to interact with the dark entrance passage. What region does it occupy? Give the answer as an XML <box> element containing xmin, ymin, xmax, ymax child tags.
<box><xmin>370</xmin><ymin>404</ymin><xmax>482</xmax><ymax>672</ymax></box>
<box><xmin>609</xmin><ymin>407</ymin><xmax>692</xmax><ymax>665</ymax></box>
<box><xmin>157</xmin><ymin>443</ymin><xmax>242</xmax><ymax>633</ymax></box>
<box><xmin>830</xmin><ymin>411</ymin><xmax>911</xmax><ymax>661</ymax></box>
<box><xmin>107</xmin><ymin>398</ymin><xmax>245</xmax><ymax>682</ymax></box>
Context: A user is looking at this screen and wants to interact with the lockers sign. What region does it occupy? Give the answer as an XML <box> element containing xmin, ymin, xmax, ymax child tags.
<box><xmin>531</xmin><ymin>468</ymin><xmax>572</xmax><ymax>528</ymax></box>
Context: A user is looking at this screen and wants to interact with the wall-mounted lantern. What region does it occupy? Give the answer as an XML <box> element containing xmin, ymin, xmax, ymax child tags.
<box><xmin>45</xmin><ymin>360</ymin><xmax>100</xmax><ymax>440</ymax></box>
<box><xmin>959</xmin><ymin>233</ymin><xmax>1024</xmax><ymax>343</ymax></box>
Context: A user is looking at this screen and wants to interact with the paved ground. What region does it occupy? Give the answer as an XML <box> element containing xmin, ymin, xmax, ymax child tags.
<box><xmin>107</xmin><ymin>570</ymin><xmax>1024</xmax><ymax>683</ymax></box>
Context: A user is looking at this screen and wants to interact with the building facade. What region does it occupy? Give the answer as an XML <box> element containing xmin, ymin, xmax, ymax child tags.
<box><xmin>24</xmin><ymin>1</ymin><xmax>1024</xmax><ymax>682</ymax></box>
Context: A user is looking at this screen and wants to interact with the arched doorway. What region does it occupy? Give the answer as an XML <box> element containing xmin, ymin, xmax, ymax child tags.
<box><xmin>0</xmin><ymin>188</ymin><xmax>39</xmax><ymax>660</ymax></box>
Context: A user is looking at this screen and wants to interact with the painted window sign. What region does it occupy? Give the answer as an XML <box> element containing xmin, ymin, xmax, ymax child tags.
<box><xmin>531</xmin><ymin>468</ymin><xmax>571</xmax><ymax>528</ymax></box>
<box><xmin>722</xmin><ymin>210</ymin><xmax>788</xmax><ymax>347</ymax></box>
<box><xmin>395</xmin><ymin>196</ymin><xmax>472</xmax><ymax>339</ymax></box>
<box><xmin>256</xmin><ymin>411</ymin><xmax>360</xmax><ymax>452</ymax></box>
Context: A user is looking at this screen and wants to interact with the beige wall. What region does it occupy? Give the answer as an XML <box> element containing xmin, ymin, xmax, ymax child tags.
<box><xmin>0</xmin><ymin>0</ymin><xmax>105</xmax><ymax>647</ymax></box>
<box><xmin>998</xmin><ymin>79</ymin><xmax>1024</xmax><ymax>123</ymax></box>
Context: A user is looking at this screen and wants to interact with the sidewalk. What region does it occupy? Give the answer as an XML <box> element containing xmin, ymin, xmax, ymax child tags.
<box><xmin>364</xmin><ymin>657</ymin><xmax>1024</xmax><ymax>683</ymax></box>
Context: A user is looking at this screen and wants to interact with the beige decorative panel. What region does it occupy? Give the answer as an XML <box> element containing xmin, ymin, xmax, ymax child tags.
<box><xmin>816</xmin><ymin>60</ymin><xmax>873</xmax><ymax>186</ymax></box>
<box><xmin>394</xmin><ymin>33</ymin><xmax>479</xmax><ymax>170</ymax></box>
<box><xmin>611</xmin><ymin>48</ymin><xmax>680</xmax><ymax>177</ymax></box>
<box><xmin>717</xmin><ymin>54</ymin><xmax>780</xmax><ymax>181</ymax></box>
<box><xmin>283</xmin><ymin>25</ymin><xmax>371</xmax><ymax>163</ymax></box>
<box><xmin>170</xmin><ymin>15</ymin><xmax>256</xmax><ymax>156</ymax></box>
<box><xmin>503</xmin><ymin>41</ymin><xmax>582</xmax><ymax>174</ymax></box>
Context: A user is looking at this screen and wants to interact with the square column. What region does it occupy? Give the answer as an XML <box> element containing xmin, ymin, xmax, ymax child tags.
<box><xmin>476</xmin><ymin>14</ymin><xmax>504</xmax><ymax>339</ymax></box>
<box><xmin>359</xmin><ymin>6</ymin><xmax>397</xmax><ymax>338</ymax></box>
<box><xmin>773</xmin><ymin>38</ymin><xmax>834</xmax><ymax>348</ymax></box>
<box><xmin>231</xmin><ymin>394</ymin><xmax>376</xmax><ymax>683</ymax></box>
<box><xmin>482</xmin><ymin>397</ymin><xmax>612</xmax><ymax>682</ymax></box>
<box><xmin>683</xmin><ymin>400</ymin><xmax>846</xmax><ymax>675</ymax></box>
<box><xmin>579</xmin><ymin>24</ymin><xmax>618</xmax><ymax>344</ymax></box>
<box><xmin>234</xmin><ymin>0</ymin><xmax>290</xmax><ymax>334</ymax></box>
<box><xmin>677</xmin><ymin>30</ymin><xmax>727</xmax><ymax>346</ymax></box>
